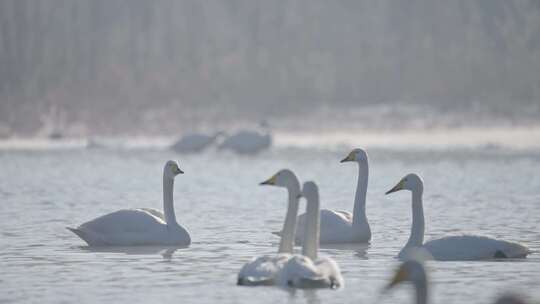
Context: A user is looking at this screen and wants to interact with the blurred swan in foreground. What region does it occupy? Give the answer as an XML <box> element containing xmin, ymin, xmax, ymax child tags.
<box><xmin>218</xmin><ymin>122</ymin><xmax>271</xmax><ymax>154</ymax></box>
<box><xmin>285</xmin><ymin>148</ymin><xmax>371</xmax><ymax>244</ymax></box>
<box><xmin>237</xmin><ymin>169</ymin><xmax>301</xmax><ymax>286</ymax></box>
<box><xmin>171</xmin><ymin>131</ymin><xmax>224</xmax><ymax>153</ymax></box>
<box><xmin>386</xmin><ymin>173</ymin><xmax>529</xmax><ymax>261</ymax></box>
<box><xmin>67</xmin><ymin>161</ymin><xmax>191</xmax><ymax>246</ymax></box>
<box><xmin>385</xmin><ymin>260</ymin><xmax>531</xmax><ymax>304</ymax></box>
<box><xmin>279</xmin><ymin>181</ymin><xmax>344</xmax><ymax>289</ymax></box>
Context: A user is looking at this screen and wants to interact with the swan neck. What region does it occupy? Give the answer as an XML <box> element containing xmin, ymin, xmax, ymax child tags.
<box><xmin>352</xmin><ymin>163</ymin><xmax>370</xmax><ymax>231</ymax></box>
<box><xmin>302</xmin><ymin>193</ymin><xmax>320</xmax><ymax>260</ymax></box>
<box><xmin>406</xmin><ymin>187</ymin><xmax>424</xmax><ymax>248</ymax></box>
<box><xmin>163</xmin><ymin>175</ymin><xmax>177</xmax><ymax>226</ymax></box>
<box><xmin>414</xmin><ymin>275</ymin><xmax>428</xmax><ymax>304</ymax></box>
<box><xmin>278</xmin><ymin>189</ymin><xmax>300</xmax><ymax>254</ymax></box>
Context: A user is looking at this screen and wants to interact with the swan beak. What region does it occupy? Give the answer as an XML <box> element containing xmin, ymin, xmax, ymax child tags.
<box><xmin>175</xmin><ymin>167</ymin><xmax>184</xmax><ymax>175</ymax></box>
<box><xmin>387</xmin><ymin>266</ymin><xmax>408</xmax><ymax>289</ymax></box>
<box><xmin>260</xmin><ymin>174</ymin><xmax>277</xmax><ymax>185</ymax></box>
<box><xmin>385</xmin><ymin>180</ymin><xmax>404</xmax><ymax>195</ymax></box>
<box><xmin>340</xmin><ymin>152</ymin><xmax>355</xmax><ymax>163</ymax></box>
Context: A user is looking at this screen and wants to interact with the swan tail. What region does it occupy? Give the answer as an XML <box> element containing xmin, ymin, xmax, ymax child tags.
<box><xmin>237</xmin><ymin>276</ymin><xmax>274</xmax><ymax>286</ymax></box>
<box><xmin>66</xmin><ymin>227</ymin><xmax>104</xmax><ymax>246</ymax></box>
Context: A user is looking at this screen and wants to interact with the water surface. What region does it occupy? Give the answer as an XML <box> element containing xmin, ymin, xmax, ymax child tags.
<box><xmin>0</xmin><ymin>147</ymin><xmax>538</xmax><ymax>303</ymax></box>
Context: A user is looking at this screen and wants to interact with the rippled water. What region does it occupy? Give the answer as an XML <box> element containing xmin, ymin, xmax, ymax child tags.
<box><xmin>1</xmin><ymin>147</ymin><xmax>539</xmax><ymax>303</ymax></box>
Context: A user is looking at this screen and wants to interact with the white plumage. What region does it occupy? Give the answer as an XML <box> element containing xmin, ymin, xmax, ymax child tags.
<box><xmin>386</xmin><ymin>173</ymin><xmax>529</xmax><ymax>261</ymax></box>
<box><xmin>171</xmin><ymin>132</ymin><xmax>222</xmax><ymax>153</ymax></box>
<box><xmin>218</xmin><ymin>126</ymin><xmax>271</xmax><ymax>155</ymax></box>
<box><xmin>279</xmin><ymin>181</ymin><xmax>344</xmax><ymax>289</ymax></box>
<box><xmin>237</xmin><ymin>254</ymin><xmax>292</xmax><ymax>286</ymax></box>
<box><xmin>237</xmin><ymin>169</ymin><xmax>301</xmax><ymax>286</ymax></box>
<box><xmin>67</xmin><ymin>160</ymin><xmax>191</xmax><ymax>247</ymax></box>
<box><xmin>279</xmin><ymin>148</ymin><xmax>372</xmax><ymax>244</ymax></box>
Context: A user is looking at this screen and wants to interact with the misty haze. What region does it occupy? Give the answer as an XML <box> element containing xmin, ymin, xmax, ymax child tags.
<box><xmin>1</xmin><ymin>2</ymin><xmax>539</xmax><ymax>304</ymax></box>
<box><xmin>1</xmin><ymin>1</ymin><xmax>539</xmax><ymax>138</ymax></box>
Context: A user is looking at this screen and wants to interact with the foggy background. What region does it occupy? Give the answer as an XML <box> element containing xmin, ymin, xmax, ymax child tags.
<box><xmin>1</xmin><ymin>0</ymin><xmax>539</xmax><ymax>136</ymax></box>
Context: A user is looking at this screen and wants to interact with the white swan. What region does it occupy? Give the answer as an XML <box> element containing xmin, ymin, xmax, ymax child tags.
<box><xmin>385</xmin><ymin>260</ymin><xmax>531</xmax><ymax>304</ymax></box>
<box><xmin>218</xmin><ymin>123</ymin><xmax>271</xmax><ymax>155</ymax></box>
<box><xmin>386</xmin><ymin>173</ymin><xmax>530</xmax><ymax>261</ymax></box>
<box><xmin>279</xmin><ymin>181</ymin><xmax>344</xmax><ymax>289</ymax></box>
<box><xmin>237</xmin><ymin>169</ymin><xmax>301</xmax><ymax>286</ymax></box>
<box><xmin>67</xmin><ymin>160</ymin><xmax>191</xmax><ymax>246</ymax></box>
<box><xmin>281</xmin><ymin>148</ymin><xmax>371</xmax><ymax>244</ymax></box>
<box><xmin>171</xmin><ymin>131</ymin><xmax>223</xmax><ymax>153</ymax></box>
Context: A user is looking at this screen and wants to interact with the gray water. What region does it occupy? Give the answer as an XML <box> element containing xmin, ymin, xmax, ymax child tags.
<box><xmin>0</xmin><ymin>147</ymin><xmax>539</xmax><ymax>303</ymax></box>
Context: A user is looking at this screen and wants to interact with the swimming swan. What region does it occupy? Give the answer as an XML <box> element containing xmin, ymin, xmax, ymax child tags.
<box><xmin>385</xmin><ymin>260</ymin><xmax>531</xmax><ymax>304</ymax></box>
<box><xmin>386</xmin><ymin>173</ymin><xmax>529</xmax><ymax>261</ymax></box>
<box><xmin>67</xmin><ymin>160</ymin><xmax>191</xmax><ymax>246</ymax></box>
<box><xmin>281</xmin><ymin>148</ymin><xmax>371</xmax><ymax>244</ymax></box>
<box><xmin>279</xmin><ymin>181</ymin><xmax>344</xmax><ymax>289</ymax></box>
<box><xmin>171</xmin><ymin>131</ymin><xmax>224</xmax><ymax>153</ymax></box>
<box><xmin>237</xmin><ymin>169</ymin><xmax>301</xmax><ymax>286</ymax></box>
<box><xmin>218</xmin><ymin>122</ymin><xmax>271</xmax><ymax>155</ymax></box>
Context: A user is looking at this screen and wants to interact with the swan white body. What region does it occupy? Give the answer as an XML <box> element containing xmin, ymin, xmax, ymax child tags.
<box><xmin>171</xmin><ymin>132</ymin><xmax>222</xmax><ymax>153</ymax></box>
<box><xmin>237</xmin><ymin>170</ymin><xmax>301</xmax><ymax>286</ymax></box>
<box><xmin>279</xmin><ymin>182</ymin><xmax>344</xmax><ymax>289</ymax></box>
<box><xmin>68</xmin><ymin>161</ymin><xmax>191</xmax><ymax>246</ymax></box>
<box><xmin>288</xmin><ymin>149</ymin><xmax>371</xmax><ymax>244</ymax></box>
<box><xmin>218</xmin><ymin>128</ymin><xmax>271</xmax><ymax>155</ymax></box>
<box><xmin>386</xmin><ymin>174</ymin><xmax>529</xmax><ymax>261</ymax></box>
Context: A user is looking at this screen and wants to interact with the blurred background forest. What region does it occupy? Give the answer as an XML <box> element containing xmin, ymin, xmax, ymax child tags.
<box><xmin>0</xmin><ymin>0</ymin><xmax>539</xmax><ymax>136</ymax></box>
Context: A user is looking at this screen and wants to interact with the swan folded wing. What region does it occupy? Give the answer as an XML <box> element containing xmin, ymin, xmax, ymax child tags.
<box><xmin>315</xmin><ymin>257</ymin><xmax>344</xmax><ymax>288</ymax></box>
<box><xmin>295</xmin><ymin>209</ymin><xmax>353</xmax><ymax>244</ymax></box>
<box><xmin>423</xmin><ymin>235</ymin><xmax>530</xmax><ymax>261</ymax></box>
<box><xmin>139</xmin><ymin>208</ymin><xmax>166</xmax><ymax>221</ymax></box>
<box><xmin>238</xmin><ymin>254</ymin><xmax>290</xmax><ymax>285</ymax></box>
<box><xmin>280</xmin><ymin>256</ymin><xmax>320</xmax><ymax>282</ymax></box>
<box><xmin>76</xmin><ymin>209</ymin><xmax>168</xmax><ymax>245</ymax></box>
<box><xmin>333</xmin><ymin>210</ymin><xmax>353</xmax><ymax>222</ymax></box>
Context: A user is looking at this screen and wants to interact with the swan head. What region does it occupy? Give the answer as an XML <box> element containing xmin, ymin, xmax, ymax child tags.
<box><xmin>260</xmin><ymin>169</ymin><xmax>301</xmax><ymax>194</ymax></box>
<box><xmin>386</xmin><ymin>260</ymin><xmax>427</xmax><ymax>290</ymax></box>
<box><xmin>301</xmin><ymin>181</ymin><xmax>319</xmax><ymax>202</ymax></box>
<box><xmin>164</xmin><ymin>160</ymin><xmax>184</xmax><ymax>179</ymax></box>
<box><xmin>340</xmin><ymin>148</ymin><xmax>368</xmax><ymax>164</ymax></box>
<box><xmin>386</xmin><ymin>173</ymin><xmax>423</xmax><ymax>195</ymax></box>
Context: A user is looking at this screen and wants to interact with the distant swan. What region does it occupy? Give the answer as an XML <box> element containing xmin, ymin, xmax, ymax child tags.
<box><xmin>171</xmin><ymin>131</ymin><xmax>223</xmax><ymax>153</ymax></box>
<box><xmin>67</xmin><ymin>160</ymin><xmax>191</xmax><ymax>246</ymax></box>
<box><xmin>279</xmin><ymin>181</ymin><xmax>344</xmax><ymax>289</ymax></box>
<box><xmin>385</xmin><ymin>260</ymin><xmax>531</xmax><ymax>304</ymax></box>
<box><xmin>386</xmin><ymin>173</ymin><xmax>529</xmax><ymax>261</ymax></box>
<box><xmin>218</xmin><ymin>122</ymin><xmax>271</xmax><ymax>155</ymax></box>
<box><xmin>237</xmin><ymin>169</ymin><xmax>301</xmax><ymax>286</ymax></box>
<box><xmin>290</xmin><ymin>148</ymin><xmax>371</xmax><ymax>244</ymax></box>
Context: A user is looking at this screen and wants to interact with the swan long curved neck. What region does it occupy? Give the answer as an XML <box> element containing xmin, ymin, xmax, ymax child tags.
<box><xmin>414</xmin><ymin>275</ymin><xmax>428</xmax><ymax>304</ymax></box>
<box><xmin>352</xmin><ymin>162</ymin><xmax>370</xmax><ymax>231</ymax></box>
<box><xmin>163</xmin><ymin>175</ymin><xmax>177</xmax><ymax>226</ymax></box>
<box><xmin>278</xmin><ymin>187</ymin><xmax>300</xmax><ymax>254</ymax></box>
<box><xmin>302</xmin><ymin>191</ymin><xmax>320</xmax><ymax>260</ymax></box>
<box><xmin>406</xmin><ymin>185</ymin><xmax>424</xmax><ymax>248</ymax></box>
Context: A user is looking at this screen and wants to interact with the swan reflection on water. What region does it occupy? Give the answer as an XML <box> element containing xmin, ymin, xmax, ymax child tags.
<box><xmin>78</xmin><ymin>245</ymin><xmax>187</xmax><ymax>259</ymax></box>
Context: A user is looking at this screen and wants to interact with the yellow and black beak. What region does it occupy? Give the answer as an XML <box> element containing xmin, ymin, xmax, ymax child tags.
<box><xmin>260</xmin><ymin>174</ymin><xmax>277</xmax><ymax>186</ymax></box>
<box><xmin>174</xmin><ymin>166</ymin><xmax>184</xmax><ymax>175</ymax></box>
<box><xmin>386</xmin><ymin>266</ymin><xmax>408</xmax><ymax>290</ymax></box>
<box><xmin>385</xmin><ymin>179</ymin><xmax>404</xmax><ymax>195</ymax></box>
<box><xmin>340</xmin><ymin>152</ymin><xmax>356</xmax><ymax>163</ymax></box>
